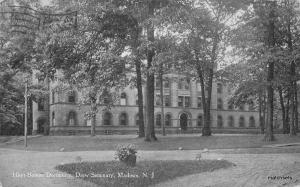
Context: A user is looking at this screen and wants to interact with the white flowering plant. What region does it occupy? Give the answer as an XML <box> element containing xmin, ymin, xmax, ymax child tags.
<box><xmin>115</xmin><ymin>144</ymin><xmax>137</xmax><ymax>162</ymax></box>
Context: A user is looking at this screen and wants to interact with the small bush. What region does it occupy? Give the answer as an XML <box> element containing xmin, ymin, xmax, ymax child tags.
<box><xmin>115</xmin><ymin>144</ymin><xmax>137</xmax><ymax>162</ymax></box>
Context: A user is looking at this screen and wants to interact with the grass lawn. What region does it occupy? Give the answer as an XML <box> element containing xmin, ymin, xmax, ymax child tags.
<box><xmin>1</xmin><ymin>134</ymin><xmax>300</xmax><ymax>152</ymax></box>
<box><xmin>56</xmin><ymin>160</ymin><xmax>233</xmax><ymax>187</ymax></box>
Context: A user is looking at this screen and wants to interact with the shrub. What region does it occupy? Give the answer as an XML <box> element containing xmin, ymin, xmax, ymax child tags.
<box><xmin>115</xmin><ymin>144</ymin><xmax>137</xmax><ymax>166</ymax></box>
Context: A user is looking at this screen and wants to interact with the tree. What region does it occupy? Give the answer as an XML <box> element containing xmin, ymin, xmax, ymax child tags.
<box><xmin>168</xmin><ymin>0</ymin><xmax>249</xmax><ymax>136</ymax></box>
<box><xmin>34</xmin><ymin>1</ymin><xmax>128</xmax><ymax>136</ymax></box>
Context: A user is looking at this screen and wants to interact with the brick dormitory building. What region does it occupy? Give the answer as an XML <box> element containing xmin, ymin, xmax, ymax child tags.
<box><xmin>32</xmin><ymin>70</ymin><xmax>268</xmax><ymax>136</ymax></box>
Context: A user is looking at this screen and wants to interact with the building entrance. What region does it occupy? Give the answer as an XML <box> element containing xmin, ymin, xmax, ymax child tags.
<box><xmin>180</xmin><ymin>113</ymin><xmax>188</xmax><ymax>130</ymax></box>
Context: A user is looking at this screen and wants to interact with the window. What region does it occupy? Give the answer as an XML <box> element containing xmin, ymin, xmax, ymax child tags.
<box><xmin>68</xmin><ymin>91</ymin><xmax>75</xmax><ymax>103</ymax></box>
<box><xmin>103</xmin><ymin>112</ymin><xmax>112</xmax><ymax>125</ymax></box>
<box><xmin>217</xmin><ymin>98</ymin><xmax>223</xmax><ymax>110</ymax></box>
<box><xmin>197</xmin><ymin>115</ymin><xmax>203</xmax><ymax>126</ymax></box>
<box><xmin>198</xmin><ymin>97</ymin><xmax>202</xmax><ymax>108</ymax></box>
<box><xmin>185</xmin><ymin>96</ymin><xmax>190</xmax><ymax>107</ymax></box>
<box><xmin>165</xmin><ymin>114</ymin><xmax>172</xmax><ymax>126</ymax></box>
<box><xmin>155</xmin><ymin>78</ymin><xmax>161</xmax><ymax>89</ymax></box>
<box><xmin>178</xmin><ymin>79</ymin><xmax>183</xmax><ymax>89</ymax></box>
<box><xmin>156</xmin><ymin>94</ymin><xmax>162</xmax><ymax>106</ymax></box>
<box><xmin>228</xmin><ymin>101</ymin><xmax>234</xmax><ymax>110</ymax></box>
<box><xmin>228</xmin><ymin>116</ymin><xmax>234</xmax><ymax>127</ymax></box>
<box><xmin>38</xmin><ymin>98</ymin><xmax>44</xmax><ymax>111</ymax></box>
<box><xmin>68</xmin><ymin>111</ymin><xmax>76</xmax><ymax>126</ymax></box>
<box><xmin>120</xmin><ymin>92</ymin><xmax>127</xmax><ymax>105</ymax></box>
<box><xmin>164</xmin><ymin>95</ymin><xmax>171</xmax><ymax>106</ymax></box>
<box><xmin>155</xmin><ymin>114</ymin><xmax>161</xmax><ymax>127</ymax></box>
<box><xmin>196</xmin><ymin>82</ymin><xmax>201</xmax><ymax>92</ymax></box>
<box><xmin>135</xmin><ymin>113</ymin><xmax>140</xmax><ymax>126</ymax></box>
<box><xmin>178</xmin><ymin>96</ymin><xmax>184</xmax><ymax>107</ymax></box>
<box><xmin>52</xmin><ymin>112</ymin><xmax>55</xmax><ymax>126</ymax></box>
<box><xmin>178</xmin><ymin>96</ymin><xmax>190</xmax><ymax>107</ymax></box>
<box><xmin>164</xmin><ymin>78</ymin><xmax>170</xmax><ymax>88</ymax></box>
<box><xmin>184</xmin><ymin>79</ymin><xmax>190</xmax><ymax>90</ymax></box>
<box><xmin>249</xmin><ymin>116</ymin><xmax>255</xmax><ymax>127</ymax></box>
<box><xmin>119</xmin><ymin>113</ymin><xmax>128</xmax><ymax>126</ymax></box>
<box><xmin>217</xmin><ymin>83</ymin><xmax>223</xmax><ymax>94</ymax></box>
<box><xmin>102</xmin><ymin>90</ymin><xmax>110</xmax><ymax>105</ymax></box>
<box><xmin>239</xmin><ymin>116</ymin><xmax>245</xmax><ymax>127</ymax></box>
<box><xmin>155</xmin><ymin>77</ymin><xmax>169</xmax><ymax>89</ymax></box>
<box><xmin>178</xmin><ymin>78</ymin><xmax>190</xmax><ymax>90</ymax></box>
<box><xmin>217</xmin><ymin>115</ymin><xmax>223</xmax><ymax>128</ymax></box>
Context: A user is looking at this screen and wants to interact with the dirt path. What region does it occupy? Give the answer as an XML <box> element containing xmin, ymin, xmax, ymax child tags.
<box><xmin>0</xmin><ymin>148</ymin><xmax>299</xmax><ymax>187</ymax></box>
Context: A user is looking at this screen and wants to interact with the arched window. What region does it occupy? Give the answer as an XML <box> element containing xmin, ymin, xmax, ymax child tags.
<box><xmin>217</xmin><ymin>98</ymin><xmax>223</xmax><ymax>110</ymax></box>
<box><xmin>120</xmin><ymin>92</ymin><xmax>127</xmax><ymax>105</ymax></box>
<box><xmin>68</xmin><ymin>111</ymin><xmax>76</xmax><ymax>126</ymax></box>
<box><xmin>155</xmin><ymin>114</ymin><xmax>162</xmax><ymax>127</ymax></box>
<box><xmin>119</xmin><ymin>112</ymin><xmax>128</xmax><ymax>126</ymax></box>
<box><xmin>239</xmin><ymin>116</ymin><xmax>245</xmax><ymax>127</ymax></box>
<box><xmin>228</xmin><ymin>116</ymin><xmax>234</xmax><ymax>127</ymax></box>
<box><xmin>68</xmin><ymin>90</ymin><xmax>76</xmax><ymax>103</ymax></box>
<box><xmin>52</xmin><ymin>111</ymin><xmax>55</xmax><ymax>126</ymax></box>
<box><xmin>249</xmin><ymin>116</ymin><xmax>255</xmax><ymax>127</ymax></box>
<box><xmin>165</xmin><ymin>114</ymin><xmax>172</xmax><ymax>126</ymax></box>
<box><xmin>217</xmin><ymin>115</ymin><xmax>223</xmax><ymax>128</ymax></box>
<box><xmin>103</xmin><ymin>112</ymin><xmax>112</xmax><ymax>125</ymax></box>
<box><xmin>217</xmin><ymin>83</ymin><xmax>223</xmax><ymax>94</ymax></box>
<box><xmin>135</xmin><ymin>113</ymin><xmax>140</xmax><ymax>126</ymax></box>
<box><xmin>197</xmin><ymin>115</ymin><xmax>203</xmax><ymax>127</ymax></box>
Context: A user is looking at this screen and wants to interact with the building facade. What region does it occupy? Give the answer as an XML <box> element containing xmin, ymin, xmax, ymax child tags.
<box><xmin>32</xmin><ymin>73</ymin><xmax>262</xmax><ymax>135</ymax></box>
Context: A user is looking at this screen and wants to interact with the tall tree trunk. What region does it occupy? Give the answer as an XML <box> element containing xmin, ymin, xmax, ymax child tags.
<box><xmin>278</xmin><ymin>87</ymin><xmax>288</xmax><ymax>133</ymax></box>
<box><xmin>286</xmin><ymin>92</ymin><xmax>291</xmax><ymax>133</ymax></box>
<box><xmin>294</xmin><ymin>81</ymin><xmax>298</xmax><ymax>131</ymax></box>
<box><xmin>198</xmin><ymin>31</ymin><xmax>219</xmax><ymax>137</ymax></box>
<box><xmin>197</xmin><ymin>66</ymin><xmax>211</xmax><ymax>136</ymax></box>
<box><xmin>145</xmin><ymin>0</ymin><xmax>157</xmax><ymax>141</ymax></box>
<box><xmin>135</xmin><ymin>58</ymin><xmax>145</xmax><ymax>138</ymax></box>
<box><xmin>259</xmin><ymin>92</ymin><xmax>264</xmax><ymax>134</ymax></box>
<box><xmin>90</xmin><ymin>99</ymin><xmax>97</xmax><ymax>136</ymax></box>
<box><xmin>286</xmin><ymin>9</ymin><xmax>297</xmax><ymax>136</ymax></box>
<box><xmin>159</xmin><ymin>66</ymin><xmax>166</xmax><ymax>136</ymax></box>
<box><xmin>264</xmin><ymin>1</ymin><xmax>276</xmax><ymax>141</ymax></box>
<box><xmin>289</xmin><ymin>63</ymin><xmax>297</xmax><ymax>136</ymax></box>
